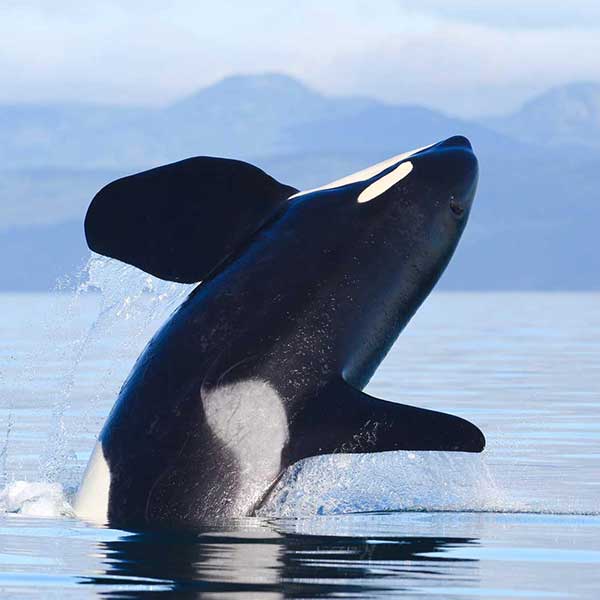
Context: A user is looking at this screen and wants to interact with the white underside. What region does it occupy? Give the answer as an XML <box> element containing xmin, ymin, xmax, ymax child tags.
<box><xmin>73</xmin><ymin>441</ymin><xmax>111</xmax><ymax>524</ymax></box>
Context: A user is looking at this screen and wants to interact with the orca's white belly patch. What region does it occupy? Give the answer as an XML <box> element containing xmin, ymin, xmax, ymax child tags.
<box><xmin>203</xmin><ymin>379</ymin><xmax>289</xmax><ymax>513</ymax></box>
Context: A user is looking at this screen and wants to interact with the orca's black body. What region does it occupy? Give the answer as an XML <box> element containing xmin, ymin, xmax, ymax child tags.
<box><xmin>75</xmin><ymin>136</ymin><xmax>484</xmax><ymax>528</ymax></box>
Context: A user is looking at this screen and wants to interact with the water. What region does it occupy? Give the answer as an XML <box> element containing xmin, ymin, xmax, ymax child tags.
<box><xmin>0</xmin><ymin>259</ymin><xmax>599</xmax><ymax>598</ymax></box>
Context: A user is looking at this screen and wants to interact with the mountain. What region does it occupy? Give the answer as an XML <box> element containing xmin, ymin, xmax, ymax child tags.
<box><xmin>0</xmin><ymin>221</ymin><xmax>87</xmax><ymax>291</ymax></box>
<box><xmin>486</xmin><ymin>82</ymin><xmax>600</xmax><ymax>148</ymax></box>
<box><xmin>0</xmin><ymin>103</ymin><xmax>155</xmax><ymax>170</ymax></box>
<box><xmin>1</xmin><ymin>73</ymin><xmax>599</xmax><ymax>290</ymax></box>
<box><xmin>0</xmin><ymin>168</ymin><xmax>124</xmax><ymax>229</ymax></box>
<box><xmin>0</xmin><ymin>74</ymin><xmax>380</xmax><ymax>170</ymax></box>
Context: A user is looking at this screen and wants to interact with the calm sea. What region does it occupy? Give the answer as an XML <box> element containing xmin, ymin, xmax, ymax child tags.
<box><xmin>1</xmin><ymin>260</ymin><xmax>599</xmax><ymax>598</ymax></box>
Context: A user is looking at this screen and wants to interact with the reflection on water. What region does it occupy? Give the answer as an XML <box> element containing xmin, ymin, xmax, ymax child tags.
<box><xmin>84</xmin><ymin>523</ymin><xmax>478</xmax><ymax>598</ymax></box>
<box><xmin>3</xmin><ymin>511</ymin><xmax>598</xmax><ymax>599</ymax></box>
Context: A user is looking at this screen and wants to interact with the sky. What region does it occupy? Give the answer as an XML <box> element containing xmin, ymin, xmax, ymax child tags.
<box><xmin>1</xmin><ymin>0</ymin><xmax>600</xmax><ymax>117</ymax></box>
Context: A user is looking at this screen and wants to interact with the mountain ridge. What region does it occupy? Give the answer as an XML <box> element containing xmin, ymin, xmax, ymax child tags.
<box><xmin>486</xmin><ymin>81</ymin><xmax>600</xmax><ymax>148</ymax></box>
<box><xmin>0</xmin><ymin>73</ymin><xmax>598</xmax><ymax>290</ymax></box>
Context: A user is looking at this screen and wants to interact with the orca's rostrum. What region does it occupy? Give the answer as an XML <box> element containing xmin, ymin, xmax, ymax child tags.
<box><xmin>74</xmin><ymin>135</ymin><xmax>485</xmax><ymax>528</ymax></box>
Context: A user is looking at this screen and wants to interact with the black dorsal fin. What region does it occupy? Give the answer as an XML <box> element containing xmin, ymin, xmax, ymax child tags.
<box><xmin>84</xmin><ymin>157</ymin><xmax>298</xmax><ymax>283</ymax></box>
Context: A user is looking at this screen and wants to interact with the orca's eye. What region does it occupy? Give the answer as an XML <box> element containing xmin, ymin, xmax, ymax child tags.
<box><xmin>449</xmin><ymin>197</ymin><xmax>464</xmax><ymax>217</ymax></box>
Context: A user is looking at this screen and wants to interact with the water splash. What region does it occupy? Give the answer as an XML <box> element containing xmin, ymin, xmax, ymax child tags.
<box><xmin>0</xmin><ymin>481</ymin><xmax>73</xmax><ymax>518</ymax></box>
<box><xmin>41</xmin><ymin>255</ymin><xmax>194</xmax><ymax>485</ymax></box>
<box><xmin>257</xmin><ymin>451</ymin><xmax>510</xmax><ymax>517</ymax></box>
<box><xmin>0</xmin><ymin>398</ymin><xmax>13</xmax><ymax>489</ymax></box>
<box><xmin>0</xmin><ymin>254</ymin><xmax>194</xmax><ymax>496</ymax></box>
<box><xmin>43</xmin><ymin>255</ymin><xmax>195</xmax><ymax>486</ymax></box>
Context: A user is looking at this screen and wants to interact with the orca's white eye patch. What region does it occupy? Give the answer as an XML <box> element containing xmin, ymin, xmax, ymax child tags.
<box><xmin>288</xmin><ymin>142</ymin><xmax>431</xmax><ymax>200</ymax></box>
<box><xmin>357</xmin><ymin>161</ymin><xmax>414</xmax><ymax>204</ymax></box>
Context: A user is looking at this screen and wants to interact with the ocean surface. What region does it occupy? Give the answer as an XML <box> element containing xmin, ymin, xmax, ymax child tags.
<box><xmin>0</xmin><ymin>257</ymin><xmax>599</xmax><ymax>598</ymax></box>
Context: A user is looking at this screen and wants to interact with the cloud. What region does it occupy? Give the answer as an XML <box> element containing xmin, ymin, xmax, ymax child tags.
<box><xmin>1</xmin><ymin>1</ymin><xmax>599</xmax><ymax>116</ymax></box>
<box><xmin>314</xmin><ymin>20</ymin><xmax>600</xmax><ymax>116</ymax></box>
<box><xmin>396</xmin><ymin>0</ymin><xmax>600</xmax><ymax>29</ymax></box>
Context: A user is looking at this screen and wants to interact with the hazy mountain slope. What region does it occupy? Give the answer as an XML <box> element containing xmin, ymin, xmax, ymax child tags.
<box><xmin>0</xmin><ymin>221</ymin><xmax>87</xmax><ymax>291</ymax></box>
<box><xmin>486</xmin><ymin>82</ymin><xmax>600</xmax><ymax>148</ymax></box>
<box><xmin>441</xmin><ymin>150</ymin><xmax>600</xmax><ymax>290</ymax></box>
<box><xmin>0</xmin><ymin>73</ymin><xmax>598</xmax><ymax>290</ymax></box>
<box><xmin>0</xmin><ymin>74</ymin><xmax>380</xmax><ymax>169</ymax></box>
<box><xmin>0</xmin><ymin>168</ymin><xmax>125</xmax><ymax>228</ymax></box>
<box><xmin>287</xmin><ymin>104</ymin><xmax>520</xmax><ymax>158</ymax></box>
<box><xmin>0</xmin><ymin>73</ymin><xmax>506</xmax><ymax>227</ymax></box>
<box><xmin>164</xmin><ymin>73</ymin><xmax>379</xmax><ymax>158</ymax></box>
<box><xmin>0</xmin><ymin>104</ymin><xmax>158</xmax><ymax>169</ymax></box>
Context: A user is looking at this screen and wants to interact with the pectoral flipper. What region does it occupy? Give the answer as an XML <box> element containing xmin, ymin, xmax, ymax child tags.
<box><xmin>285</xmin><ymin>378</ymin><xmax>485</xmax><ymax>465</ymax></box>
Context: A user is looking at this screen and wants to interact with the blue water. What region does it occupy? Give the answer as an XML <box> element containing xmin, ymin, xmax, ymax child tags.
<box><xmin>1</xmin><ymin>258</ymin><xmax>599</xmax><ymax>598</ymax></box>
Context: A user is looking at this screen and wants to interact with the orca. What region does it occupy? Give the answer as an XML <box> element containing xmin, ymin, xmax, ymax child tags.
<box><xmin>74</xmin><ymin>135</ymin><xmax>484</xmax><ymax>528</ymax></box>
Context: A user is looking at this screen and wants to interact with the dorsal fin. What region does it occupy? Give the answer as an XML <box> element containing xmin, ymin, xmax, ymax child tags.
<box><xmin>84</xmin><ymin>157</ymin><xmax>298</xmax><ymax>283</ymax></box>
